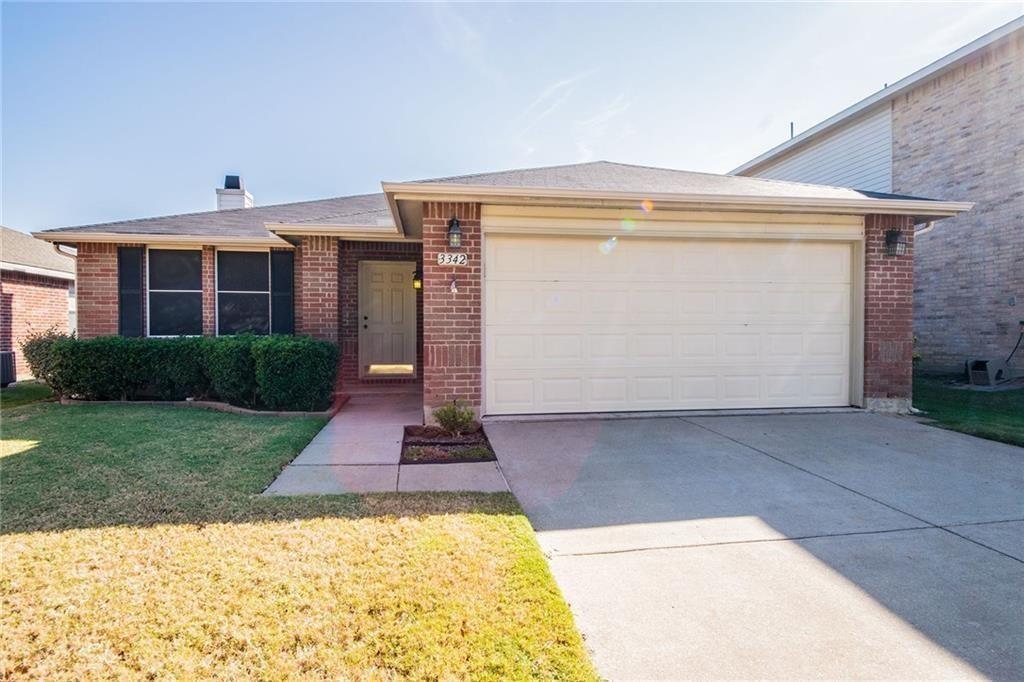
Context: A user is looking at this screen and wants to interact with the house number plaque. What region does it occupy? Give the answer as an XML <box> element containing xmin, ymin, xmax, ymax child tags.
<box><xmin>436</xmin><ymin>252</ymin><xmax>469</xmax><ymax>266</ymax></box>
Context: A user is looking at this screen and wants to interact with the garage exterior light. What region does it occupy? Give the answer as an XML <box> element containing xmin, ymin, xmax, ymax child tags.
<box><xmin>884</xmin><ymin>229</ymin><xmax>908</xmax><ymax>256</ymax></box>
<box><xmin>447</xmin><ymin>217</ymin><xmax>462</xmax><ymax>249</ymax></box>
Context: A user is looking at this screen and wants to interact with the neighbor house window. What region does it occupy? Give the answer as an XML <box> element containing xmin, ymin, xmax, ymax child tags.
<box><xmin>147</xmin><ymin>249</ymin><xmax>202</xmax><ymax>336</ymax></box>
<box><xmin>217</xmin><ymin>251</ymin><xmax>270</xmax><ymax>335</ymax></box>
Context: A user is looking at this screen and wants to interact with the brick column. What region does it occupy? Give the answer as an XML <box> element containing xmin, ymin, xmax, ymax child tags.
<box><xmin>864</xmin><ymin>214</ymin><xmax>916</xmax><ymax>412</ymax></box>
<box><xmin>422</xmin><ymin>202</ymin><xmax>482</xmax><ymax>418</ymax></box>
<box><xmin>75</xmin><ymin>243</ymin><xmax>121</xmax><ymax>338</ymax></box>
<box><xmin>201</xmin><ymin>246</ymin><xmax>216</xmax><ymax>336</ymax></box>
<box><xmin>294</xmin><ymin>236</ymin><xmax>338</xmax><ymax>342</ymax></box>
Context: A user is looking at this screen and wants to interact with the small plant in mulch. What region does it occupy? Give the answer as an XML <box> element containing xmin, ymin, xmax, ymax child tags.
<box><xmin>401</xmin><ymin>400</ymin><xmax>496</xmax><ymax>464</ymax></box>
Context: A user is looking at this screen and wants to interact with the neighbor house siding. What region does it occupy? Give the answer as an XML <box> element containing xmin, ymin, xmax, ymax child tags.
<box><xmin>895</xmin><ymin>32</ymin><xmax>1024</xmax><ymax>370</ymax></box>
<box><xmin>0</xmin><ymin>270</ymin><xmax>72</xmax><ymax>378</ymax></box>
<box><xmin>745</xmin><ymin>106</ymin><xmax>893</xmax><ymax>192</ymax></box>
<box><xmin>421</xmin><ymin>202</ymin><xmax>482</xmax><ymax>415</ymax></box>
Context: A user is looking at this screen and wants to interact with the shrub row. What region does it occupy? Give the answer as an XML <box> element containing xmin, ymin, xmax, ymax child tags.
<box><xmin>22</xmin><ymin>331</ymin><xmax>338</xmax><ymax>411</ymax></box>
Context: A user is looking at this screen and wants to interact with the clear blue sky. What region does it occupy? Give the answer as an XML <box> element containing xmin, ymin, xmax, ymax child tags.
<box><xmin>3</xmin><ymin>2</ymin><xmax>1020</xmax><ymax>232</ymax></box>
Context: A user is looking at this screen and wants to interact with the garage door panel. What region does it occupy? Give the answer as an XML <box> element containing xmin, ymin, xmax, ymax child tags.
<box><xmin>485</xmin><ymin>236</ymin><xmax>853</xmax><ymax>414</ymax></box>
<box><xmin>487</xmin><ymin>325</ymin><xmax>849</xmax><ymax>369</ymax></box>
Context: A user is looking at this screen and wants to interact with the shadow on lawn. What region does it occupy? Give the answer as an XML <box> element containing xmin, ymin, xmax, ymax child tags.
<box><xmin>0</xmin><ymin>403</ymin><xmax>517</xmax><ymax>536</ymax></box>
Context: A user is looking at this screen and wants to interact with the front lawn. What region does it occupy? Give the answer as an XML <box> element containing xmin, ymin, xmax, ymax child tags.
<box><xmin>1</xmin><ymin>404</ymin><xmax>595</xmax><ymax>679</ymax></box>
<box><xmin>913</xmin><ymin>374</ymin><xmax>1024</xmax><ymax>447</ymax></box>
<box><xmin>0</xmin><ymin>381</ymin><xmax>54</xmax><ymax>410</ymax></box>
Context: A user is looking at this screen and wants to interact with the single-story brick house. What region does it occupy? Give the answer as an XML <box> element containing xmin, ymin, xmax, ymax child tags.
<box><xmin>35</xmin><ymin>162</ymin><xmax>970</xmax><ymax>417</ymax></box>
<box><xmin>1</xmin><ymin>225</ymin><xmax>76</xmax><ymax>380</ymax></box>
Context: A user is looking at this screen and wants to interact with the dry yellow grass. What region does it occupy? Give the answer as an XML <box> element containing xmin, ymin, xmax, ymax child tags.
<box><xmin>1</xmin><ymin>404</ymin><xmax>595</xmax><ymax>680</ymax></box>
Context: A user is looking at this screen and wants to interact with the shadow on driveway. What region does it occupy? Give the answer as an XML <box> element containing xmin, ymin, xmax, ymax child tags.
<box><xmin>488</xmin><ymin>412</ymin><xmax>1024</xmax><ymax>679</ymax></box>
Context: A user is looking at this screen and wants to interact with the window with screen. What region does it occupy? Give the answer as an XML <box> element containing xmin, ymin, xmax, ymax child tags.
<box><xmin>148</xmin><ymin>249</ymin><xmax>202</xmax><ymax>336</ymax></box>
<box><xmin>217</xmin><ymin>251</ymin><xmax>270</xmax><ymax>335</ymax></box>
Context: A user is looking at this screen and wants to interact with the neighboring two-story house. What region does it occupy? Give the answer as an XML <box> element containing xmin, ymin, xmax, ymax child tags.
<box><xmin>732</xmin><ymin>17</ymin><xmax>1023</xmax><ymax>373</ymax></box>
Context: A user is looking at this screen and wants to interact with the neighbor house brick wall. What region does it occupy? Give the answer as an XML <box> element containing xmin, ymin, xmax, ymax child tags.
<box><xmin>894</xmin><ymin>32</ymin><xmax>1024</xmax><ymax>370</ymax></box>
<box><xmin>294</xmin><ymin>236</ymin><xmax>338</xmax><ymax>342</ymax></box>
<box><xmin>337</xmin><ymin>240</ymin><xmax>422</xmax><ymax>387</ymax></box>
<box><xmin>422</xmin><ymin>202</ymin><xmax>481</xmax><ymax>414</ymax></box>
<box><xmin>864</xmin><ymin>214</ymin><xmax>915</xmax><ymax>410</ymax></box>
<box><xmin>0</xmin><ymin>270</ymin><xmax>72</xmax><ymax>378</ymax></box>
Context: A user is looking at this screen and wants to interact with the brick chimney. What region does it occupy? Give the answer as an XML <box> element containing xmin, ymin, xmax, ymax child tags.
<box><xmin>215</xmin><ymin>175</ymin><xmax>253</xmax><ymax>210</ymax></box>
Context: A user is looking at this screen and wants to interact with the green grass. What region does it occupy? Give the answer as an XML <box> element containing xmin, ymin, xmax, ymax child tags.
<box><xmin>0</xmin><ymin>381</ymin><xmax>54</xmax><ymax>410</ymax></box>
<box><xmin>1</xmin><ymin>404</ymin><xmax>595</xmax><ymax>680</ymax></box>
<box><xmin>914</xmin><ymin>374</ymin><xmax>1024</xmax><ymax>447</ymax></box>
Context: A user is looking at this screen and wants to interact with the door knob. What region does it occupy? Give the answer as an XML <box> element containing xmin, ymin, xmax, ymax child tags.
<box><xmin>363</xmin><ymin>324</ymin><xmax>368</xmax><ymax>329</ymax></box>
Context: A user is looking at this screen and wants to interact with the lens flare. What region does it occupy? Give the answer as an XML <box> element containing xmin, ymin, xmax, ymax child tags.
<box><xmin>598</xmin><ymin>236</ymin><xmax>618</xmax><ymax>255</ymax></box>
<box><xmin>620</xmin><ymin>218</ymin><xmax>636</xmax><ymax>233</ymax></box>
<box><xmin>640</xmin><ymin>199</ymin><xmax>654</xmax><ymax>213</ymax></box>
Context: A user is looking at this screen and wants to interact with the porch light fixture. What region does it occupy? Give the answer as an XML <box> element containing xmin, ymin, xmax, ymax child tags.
<box><xmin>884</xmin><ymin>229</ymin><xmax>908</xmax><ymax>257</ymax></box>
<box><xmin>447</xmin><ymin>217</ymin><xmax>462</xmax><ymax>249</ymax></box>
<box><xmin>412</xmin><ymin>267</ymin><xmax>423</xmax><ymax>290</ymax></box>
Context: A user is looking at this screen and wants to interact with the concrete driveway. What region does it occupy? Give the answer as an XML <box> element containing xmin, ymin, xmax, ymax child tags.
<box><xmin>487</xmin><ymin>413</ymin><xmax>1024</xmax><ymax>680</ymax></box>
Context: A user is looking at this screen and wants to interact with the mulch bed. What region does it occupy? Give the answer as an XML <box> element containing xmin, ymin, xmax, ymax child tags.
<box><xmin>401</xmin><ymin>423</ymin><xmax>497</xmax><ymax>464</ymax></box>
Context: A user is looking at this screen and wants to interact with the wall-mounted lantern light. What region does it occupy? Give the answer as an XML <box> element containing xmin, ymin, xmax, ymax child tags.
<box><xmin>884</xmin><ymin>229</ymin><xmax>908</xmax><ymax>256</ymax></box>
<box><xmin>412</xmin><ymin>267</ymin><xmax>423</xmax><ymax>290</ymax></box>
<box><xmin>447</xmin><ymin>217</ymin><xmax>462</xmax><ymax>249</ymax></box>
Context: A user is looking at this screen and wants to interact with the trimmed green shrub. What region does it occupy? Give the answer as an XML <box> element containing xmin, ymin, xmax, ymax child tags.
<box><xmin>21</xmin><ymin>329</ymin><xmax>73</xmax><ymax>394</ymax></box>
<box><xmin>146</xmin><ymin>337</ymin><xmax>211</xmax><ymax>400</ymax></box>
<box><xmin>432</xmin><ymin>400</ymin><xmax>476</xmax><ymax>437</ymax></box>
<box><xmin>20</xmin><ymin>334</ymin><xmax>337</xmax><ymax>411</ymax></box>
<box><xmin>204</xmin><ymin>334</ymin><xmax>258</xmax><ymax>408</ymax></box>
<box><xmin>253</xmin><ymin>336</ymin><xmax>338</xmax><ymax>411</ymax></box>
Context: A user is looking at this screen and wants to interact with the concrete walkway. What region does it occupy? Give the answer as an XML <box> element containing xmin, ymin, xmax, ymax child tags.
<box><xmin>264</xmin><ymin>388</ymin><xmax>507</xmax><ymax>494</ymax></box>
<box><xmin>489</xmin><ymin>412</ymin><xmax>1024</xmax><ymax>680</ymax></box>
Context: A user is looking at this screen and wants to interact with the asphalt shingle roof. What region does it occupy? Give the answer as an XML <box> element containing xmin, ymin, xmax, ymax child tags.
<box><xmin>42</xmin><ymin>193</ymin><xmax>392</xmax><ymax>239</ymax></box>
<box><xmin>416</xmin><ymin>161</ymin><xmax>917</xmax><ymax>200</ymax></box>
<box><xmin>1</xmin><ymin>226</ymin><xmax>75</xmax><ymax>273</ymax></box>
<box><xmin>39</xmin><ymin>161</ymin><xmax>938</xmax><ymax>240</ymax></box>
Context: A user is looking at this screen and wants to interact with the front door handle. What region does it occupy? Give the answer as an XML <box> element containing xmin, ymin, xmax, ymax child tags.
<box><xmin>363</xmin><ymin>324</ymin><xmax>368</xmax><ymax>329</ymax></box>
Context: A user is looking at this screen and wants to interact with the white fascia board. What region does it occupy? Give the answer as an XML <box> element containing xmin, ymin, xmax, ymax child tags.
<box><xmin>382</xmin><ymin>182</ymin><xmax>973</xmax><ymax>221</ymax></box>
<box><xmin>0</xmin><ymin>261</ymin><xmax>75</xmax><ymax>280</ymax></box>
<box><xmin>267</xmin><ymin>222</ymin><xmax>402</xmax><ymax>239</ymax></box>
<box><xmin>32</xmin><ymin>232</ymin><xmax>293</xmax><ymax>248</ymax></box>
<box><xmin>730</xmin><ymin>16</ymin><xmax>1024</xmax><ymax>175</ymax></box>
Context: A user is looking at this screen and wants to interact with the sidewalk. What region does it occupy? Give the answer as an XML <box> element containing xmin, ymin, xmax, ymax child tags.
<box><xmin>263</xmin><ymin>387</ymin><xmax>507</xmax><ymax>494</ymax></box>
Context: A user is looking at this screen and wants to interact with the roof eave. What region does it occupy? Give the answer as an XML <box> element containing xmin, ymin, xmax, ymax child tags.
<box><xmin>267</xmin><ymin>222</ymin><xmax>409</xmax><ymax>240</ymax></box>
<box><xmin>382</xmin><ymin>182</ymin><xmax>973</xmax><ymax>222</ymax></box>
<box><xmin>0</xmin><ymin>261</ymin><xmax>75</xmax><ymax>280</ymax></box>
<box><xmin>32</xmin><ymin>231</ymin><xmax>294</xmax><ymax>248</ymax></box>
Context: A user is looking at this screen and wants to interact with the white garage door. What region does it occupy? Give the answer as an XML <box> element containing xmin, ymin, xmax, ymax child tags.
<box><xmin>484</xmin><ymin>235</ymin><xmax>852</xmax><ymax>415</ymax></box>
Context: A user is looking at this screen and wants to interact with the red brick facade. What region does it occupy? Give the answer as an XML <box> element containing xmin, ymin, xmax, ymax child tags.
<box><xmin>421</xmin><ymin>202</ymin><xmax>482</xmax><ymax>413</ymax></box>
<box><xmin>201</xmin><ymin>247</ymin><xmax>216</xmax><ymax>336</ymax></box>
<box><xmin>294</xmin><ymin>236</ymin><xmax>338</xmax><ymax>343</ymax></box>
<box><xmin>68</xmin><ymin>208</ymin><xmax>919</xmax><ymax>414</ymax></box>
<box><xmin>863</xmin><ymin>214</ymin><xmax>916</xmax><ymax>410</ymax></box>
<box><xmin>338</xmin><ymin>240</ymin><xmax>423</xmax><ymax>387</ymax></box>
<box><xmin>0</xmin><ymin>269</ymin><xmax>72</xmax><ymax>378</ymax></box>
<box><xmin>76</xmin><ymin>242</ymin><xmax>127</xmax><ymax>339</ymax></box>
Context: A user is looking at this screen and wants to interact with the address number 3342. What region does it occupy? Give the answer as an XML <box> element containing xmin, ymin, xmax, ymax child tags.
<box><xmin>436</xmin><ymin>252</ymin><xmax>469</xmax><ymax>266</ymax></box>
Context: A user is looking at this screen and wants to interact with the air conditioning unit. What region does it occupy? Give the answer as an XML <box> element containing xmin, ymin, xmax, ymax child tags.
<box><xmin>0</xmin><ymin>351</ymin><xmax>15</xmax><ymax>388</ymax></box>
<box><xmin>965</xmin><ymin>358</ymin><xmax>1012</xmax><ymax>387</ymax></box>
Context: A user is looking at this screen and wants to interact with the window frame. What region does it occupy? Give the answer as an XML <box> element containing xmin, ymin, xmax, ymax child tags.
<box><xmin>146</xmin><ymin>246</ymin><xmax>203</xmax><ymax>338</ymax></box>
<box><xmin>215</xmin><ymin>248</ymin><xmax>272</xmax><ymax>336</ymax></box>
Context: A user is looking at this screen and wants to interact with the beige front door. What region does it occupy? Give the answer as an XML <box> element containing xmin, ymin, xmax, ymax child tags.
<box><xmin>358</xmin><ymin>261</ymin><xmax>417</xmax><ymax>377</ymax></box>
